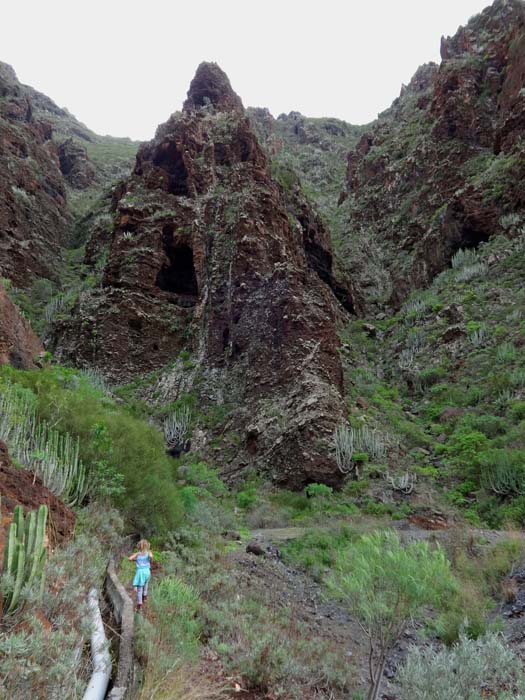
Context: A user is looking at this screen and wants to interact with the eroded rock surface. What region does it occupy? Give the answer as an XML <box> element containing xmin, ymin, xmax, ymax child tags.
<box><xmin>340</xmin><ymin>0</ymin><xmax>525</xmax><ymax>309</ymax></box>
<box><xmin>0</xmin><ymin>62</ymin><xmax>69</xmax><ymax>286</ymax></box>
<box><xmin>54</xmin><ymin>63</ymin><xmax>354</xmax><ymax>487</ymax></box>
<box><xmin>0</xmin><ymin>286</ymin><xmax>43</xmax><ymax>368</ymax></box>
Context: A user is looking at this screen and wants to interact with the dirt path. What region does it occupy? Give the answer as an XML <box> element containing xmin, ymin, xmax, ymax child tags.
<box><xmin>244</xmin><ymin>520</ymin><xmax>525</xmax><ymax>698</ymax></box>
<box><xmin>249</xmin><ymin>520</ymin><xmax>525</xmax><ymax>547</ymax></box>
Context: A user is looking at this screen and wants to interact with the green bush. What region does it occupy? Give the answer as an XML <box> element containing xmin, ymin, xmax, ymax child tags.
<box><xmin>305</xmin><ymin>483</ymin><xmax>333</xmax><ymax>498</ymax></box>
<box><xmin>479</xmin><ymin>448</ymin><xmax>525</xmax><ymax>496</ymax></box>
<box><xmin>508</xmin><ymin>400</ymin><xmax>525</xmax><ymax>422</ymax></box>
<box><xmin>281</xmin><ymin>527</ymin><xmax>354</xmax><ymax>580</ymax></box>
<box><xmin>418</xmin><ymin>366</ymin><xmax>448</xmax><ymax>388</ymax></box>
<box><xmin>461</xmin><ymin>414</ymin><xmax>508</xmax><ymax>438</ymax></box>
<box><xmin>327</xmin><ymin>530</ymin><xmax>456</xmax><ymax>700</ymax></box>
<box><xmin>0</xmin><ymin>366</ymin><xmax>183</xmax><ymax>535</ymax></box>
<box><xmin>444</xmin><ymin>427</ymin><xmax>489</xmax><ymax>473</ymax></box>
<box><xmin>397</xmin><ymin>632</ymin><xmax>525</xmax><ymax>699</ymax></box>
<box><xmin>149</xmin><ymin>576</ymin><xmax>201</xmax><ymax>660</ymax></box>
<box><xmin>178</xmin><ymin>461</ymin><xmax>226</xmax><ymax>497</ymax></box>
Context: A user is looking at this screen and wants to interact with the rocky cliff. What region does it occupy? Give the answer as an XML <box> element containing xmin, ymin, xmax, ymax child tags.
<box><xmin>0</xmin><ymin>285</ymin><xmax>43</xmax><ymax>368</ymax></box>
<box><xmin>336</xmin><ymin>0</ymin><xmax>525</xmax><ymax>309</ymax></box>
<box><xmin>0</xmin><ymin>61</ymin><xmax>138</xmax><ymax>289</ymax></box>
<box><xmin>0</xmin><ymin>62</ymin><xmax>69</xmax><ymax>286</ymax></box>
<box><xmin>54</xmin><ymin>63</ymin><xmax>354</xmax><ymax>487</ymax></box>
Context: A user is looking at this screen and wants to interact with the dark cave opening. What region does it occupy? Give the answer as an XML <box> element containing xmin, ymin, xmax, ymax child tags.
<box><xmin>305</xmin><ymin>240</ymin><xmax>355</xmax><ymax>314</ymax></box>
<box><xmin>156</xmin><ymin>229</ymin><xmax>198</xmax><ymax>296</ymax></box>
<box><xmin>449</xmin><ymin>221</ymin><xmax>491</xmax><ymax>255</ymax></box>
<box><xmin>305</xmin><ymin>240</ymin><xmax>332</xmax><ymax>287</ymax></box>
<box><xmin>153</xmin><ymin>142</ymin><xmax>190</xmax><ymax>196</ymax></box>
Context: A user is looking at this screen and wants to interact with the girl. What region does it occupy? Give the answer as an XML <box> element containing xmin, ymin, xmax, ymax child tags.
<box><xmin>128</xmin><ymin>539</ymin><xmax>153</xmax><ymax>611</ymax></box>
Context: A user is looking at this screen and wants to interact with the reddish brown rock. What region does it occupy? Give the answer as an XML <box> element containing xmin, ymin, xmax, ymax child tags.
<box><xmin>0</xmin><ymin>441</ymin><xmax>76</xmax><ymax>560</ymax></box>
<box><xmin>0</xmin><ymin>286</ymin><xmax>43</xmax><ymax>368</ymax></box>
<box><xmin>58</xmin><ymin>138</ymin><xmax>95</xmax><ymax>188</ymax></box>
<box><xmin>340</xmin><ymin>0</ymin><xmax>525</xmax><ymax>310</ymax></box>
<box><xmin>0</xmin><ymin>62</ymin><xmax>69</xmax><ymax>287</ymax></box>
<box><xmin>408</xmin><ymin>511</ymin><xmax>450</xmax><ymax>530</ymax></box>
<box><xmin>54</xmin><ymin>63</ymin><xmax>354</xmax><ymax>488</ymax></box>
<box><xmin>439</xmin><ymin>407</ymin><xmax>465</xmax><ymax>423</ymax></box>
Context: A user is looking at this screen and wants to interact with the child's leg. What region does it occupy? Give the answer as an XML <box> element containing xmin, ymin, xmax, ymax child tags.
<box><xmin>143</xmin><ymin>580</ymin><xmax>149</xmax><ymax>599</ymax></box>
<box><xmin>136</xmin><ymin>585</ymin><xmax>143</xmax><ymax>606</ymax></box>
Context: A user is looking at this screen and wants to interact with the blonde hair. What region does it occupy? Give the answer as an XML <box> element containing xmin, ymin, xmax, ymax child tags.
<box><xmin>137</xmin><ymin>539</ymin><xmax>150</xmax><ymax>553</ymax></box>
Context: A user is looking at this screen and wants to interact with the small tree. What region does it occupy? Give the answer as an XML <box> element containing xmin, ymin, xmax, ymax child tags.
<box><xmin>327</xmin><ymin>530</ymin><xmax>456</xmax><ymax>700</ymax></box>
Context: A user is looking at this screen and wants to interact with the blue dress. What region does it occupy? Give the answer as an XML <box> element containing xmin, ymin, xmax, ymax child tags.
<box><xmin>132</xmin><ymin>552</ymin><xmax>151</xmax><ymax>587</ymax></box>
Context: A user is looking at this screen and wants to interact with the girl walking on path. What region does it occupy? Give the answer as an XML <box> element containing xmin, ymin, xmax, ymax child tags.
<box><xmin>129</xmin><ymin>539</ymin><xmax>153</xmax><ymax>611</ymax></box>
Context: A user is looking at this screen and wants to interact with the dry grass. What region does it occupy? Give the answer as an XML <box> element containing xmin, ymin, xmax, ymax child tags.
<box><xmin>138</xmin><ymin>661</ymin><xmax>228</xmax><ymax>700</ymax></box>
<box><xmin>501</xmin><ymin>577</ymin><xmax>519</xmax><ymax>604</ymax></box>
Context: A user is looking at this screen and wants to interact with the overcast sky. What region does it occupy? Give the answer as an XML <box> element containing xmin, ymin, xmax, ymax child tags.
<box><xmin>2</xmin><ymin>0</ymin><xmax>491</xmax><ymax>141</ymax></box>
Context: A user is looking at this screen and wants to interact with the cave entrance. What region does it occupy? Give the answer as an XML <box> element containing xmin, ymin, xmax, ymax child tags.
<box><xmin>156</xmin><ymin>229</ymin><xmax>198</xmax><ymax>296</ymax></box>
<box><xmin>305</xmin><ymin>239</ymin><xmax>355</xmax><ymax>314</ymax></box>
<box><xmin>153</xmin><ymin>142</ymin><xmax>189</xmax><ymax>196</ymax></box>
<box><xmin>450</xmin><ymin>220</ymin><xmax>491</xmax><ymax>254</ymax></box>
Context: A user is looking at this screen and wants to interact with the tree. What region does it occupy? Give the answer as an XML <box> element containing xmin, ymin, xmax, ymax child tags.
<box><xmin>327</xmin><ymin>530</ymin><xmax>456</xmax><ymax>700</ymax></box>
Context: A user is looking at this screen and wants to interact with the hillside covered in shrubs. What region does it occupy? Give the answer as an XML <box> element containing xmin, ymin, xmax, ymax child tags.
<box><xmin>1</xmin><ymin>0</ymin><xmax>525</xmax><ymax>698</ymax></box>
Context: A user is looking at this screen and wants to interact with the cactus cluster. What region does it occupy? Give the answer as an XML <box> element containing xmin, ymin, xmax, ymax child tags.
<box><xmin>0</xmin><ymin>383</ymin><xmax>90</xmax><ymax>506</ymax></box>
<box><xmin>163</xmin><ymin>406</ymin><xmax>192</xmax><ymax>450</ymax></box>
<box><xmin>1</xmin><ymin>503</ymin><xmax>48</xmax><ymax>614</ymax></box>
<box><xmin>386</xmin><ymin>471</ymin><xmax>416</xmax><ymax>495</ymax></box>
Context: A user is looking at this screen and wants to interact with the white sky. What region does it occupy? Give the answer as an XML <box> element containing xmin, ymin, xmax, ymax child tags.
<box><xmin>2</xmin><ymin>0</ymin><xmax>491</xmax><ymax>141</ymax></box>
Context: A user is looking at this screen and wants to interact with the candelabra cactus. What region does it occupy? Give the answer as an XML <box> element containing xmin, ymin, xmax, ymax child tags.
<box><xmin>2</xmin><ymin>504</ymin><xmax>48</xmax><ymax>614</ymax></box>
<box><xmin>386</xmin><ymin>471</ymin><xmax>416</xmax><ymax>495</ymax></box>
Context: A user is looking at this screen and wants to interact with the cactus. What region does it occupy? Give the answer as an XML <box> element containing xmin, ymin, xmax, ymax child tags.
<box><xmin>0</xmin><ymin>383</ymin><xmax>91</xmax><ymax>506</ymax></box>
<box><xmin>163</xmin><ymin>406</ymin><xmax>192</xmax><ymax>451</ymax></box>
<box><xmin>386</xmin><ymin>471</ymin><xmax>416</xmax><ymax>495</ymax></box>
<box><xmin>334</xmin><ymin>423</ymin><xmax>355</xmax><ymax>475</ymax></box>
<box><xmin>2</xmin><ymin>504</ymin><xmax>48</xmax><ymax>614</ymax></box>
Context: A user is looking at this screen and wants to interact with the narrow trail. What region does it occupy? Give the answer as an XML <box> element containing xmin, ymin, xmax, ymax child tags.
<box><xmin>249</xmin><ymin>520</ymin><xmax>525</xmax><ymax>546</ymax></box>
<box><xmin>110</xmin><ymin>522</ymin><xmax>525</xmax><ymax>700</ymax></box>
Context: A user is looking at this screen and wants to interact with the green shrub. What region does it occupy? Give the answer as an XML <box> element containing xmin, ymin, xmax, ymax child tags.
<box><xmin>327</xmin><ymin>530</ymin><xmax>456</xmax><ymax>700</ymax></box>
<box><xmin>281</xmin><ymin>527</ymin><xmax>354</xmax><ymax>580</ymax></box>
<box><xmin>461</xmin><ymin>414</ymin><xmax>508</xmax><ymax>438</ymax></box>
<box><xmin>445</xmin><ymin>480</ymin><xmax>477</xmax><ymax>507</ymax></box>
<box><xmin>0</xmin><ymin>366</ymin><xmax>183</xmax><ymax>535</ymax></box>
<box><xmin>418</xmin><ymin>366</ymin><xmax>448</xmax><ymax>389</ymax></box>
<box><xmin>444</xmin><ymin>427</ymin><xmax>489</xmax><ymax>473</ymax></box>
<box><xmin>508</xmin><ymin>400</ymin><xmax>525</xmax><ymax>422</ymax></box>
<box><xmin>149</xmin><ymin>576</ymin><xmax>201</xmax><ymax>660</ymax></box>
<box><xmin>343</xmin><ymin>478</ymin><xmax>369</xmax><ymax>494</ymax></box>
<box><xmin>479</xmin><ymin>448</ymin><xmax>525</xmax><ymax>496</ymax></box>
<box><xmin>397</xmin><ymin>632</ymin><xmax>525</xmax><ymax>699</ymax></box>
<box><xmin>305</xmin><ymin>483</ymin><xmax>333</xmax><ymax>498</ymax></box>
<box><xmin>236</xmin><ymin>487</ymin><xmax>258</xmax><ymax>510</ymax></box>
<box><xmin>179</xmin><ymin>461</ymin><xmax>227</xmax><ymax>497</ymax></box>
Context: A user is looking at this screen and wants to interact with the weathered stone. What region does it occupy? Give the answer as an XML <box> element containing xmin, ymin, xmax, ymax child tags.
<box><xmin>0</xmin><ymin>286</ymin><xmax>43</xmax><ymax>368</ymax></box>
<box><xmin>340</xmin><ymin>0</ymin><xmax>525</xmax><ymax>310</ymax></box>
<box><xmin>0</xmin><ymin>62</ymin><xmax>68</xmax><ymax>287</ymax></box>
<box><xmin>439</xmin><ymin>407</ymin><xmax>465</xmax><ymax>423</ymax></box>
<box><xmin>58</xmin><ymin>138</ymin><xmax>95</xmax><ymax>188</ymax></box>
<box><xmin>246</xmin><ymin>540</ymin><xmax>265</xmax><ymax>556</ymax></box>
<box><xmin>54</xmin><ymin>63</ymin><xmax>353</xmax><ymax>488</ymax></box>
<box><xmin>441</xmin><ymin>325</ymin><xmax>467</xmax><ymax>343</ymax></box>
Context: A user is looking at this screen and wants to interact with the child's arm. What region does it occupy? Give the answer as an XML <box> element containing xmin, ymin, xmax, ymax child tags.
<box><xmin>128</xmin><ymin>552</ymin><xmax>138</xmax><ymax>561</ymax></box>
<box><xmin>149</xmin><ymin>551</ymin><xmax>153</xmax><ymax>562</ymax></box>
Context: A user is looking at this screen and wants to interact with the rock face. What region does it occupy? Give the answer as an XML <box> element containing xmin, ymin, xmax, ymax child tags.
<box><xmin>54</xmin><ymin>63</ymin><xmax>354</xmax><ymax>487</ymax></box>
<box><xmin>0</xmin><ymin>441</ymin><xmax>75</xmax><ymax>556</ymax></box>
<box><xmin>58</xmin><ymin>138</ymin><xmax>95</xmax><ymax>188</ymax></box>
<box><xmin>0</xmin><ymin>62</ymin><xmax>69</xmax><ymax>287</ymax></box>
<box><xmin>0</xmin><ymin>286</ymin><xmax>43</xmax><ymax>368</ymax></box>
<box><xmin>340</xmin><ymin>0</ymin><xmax>525</xmax><ymax>309</ymax></box>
